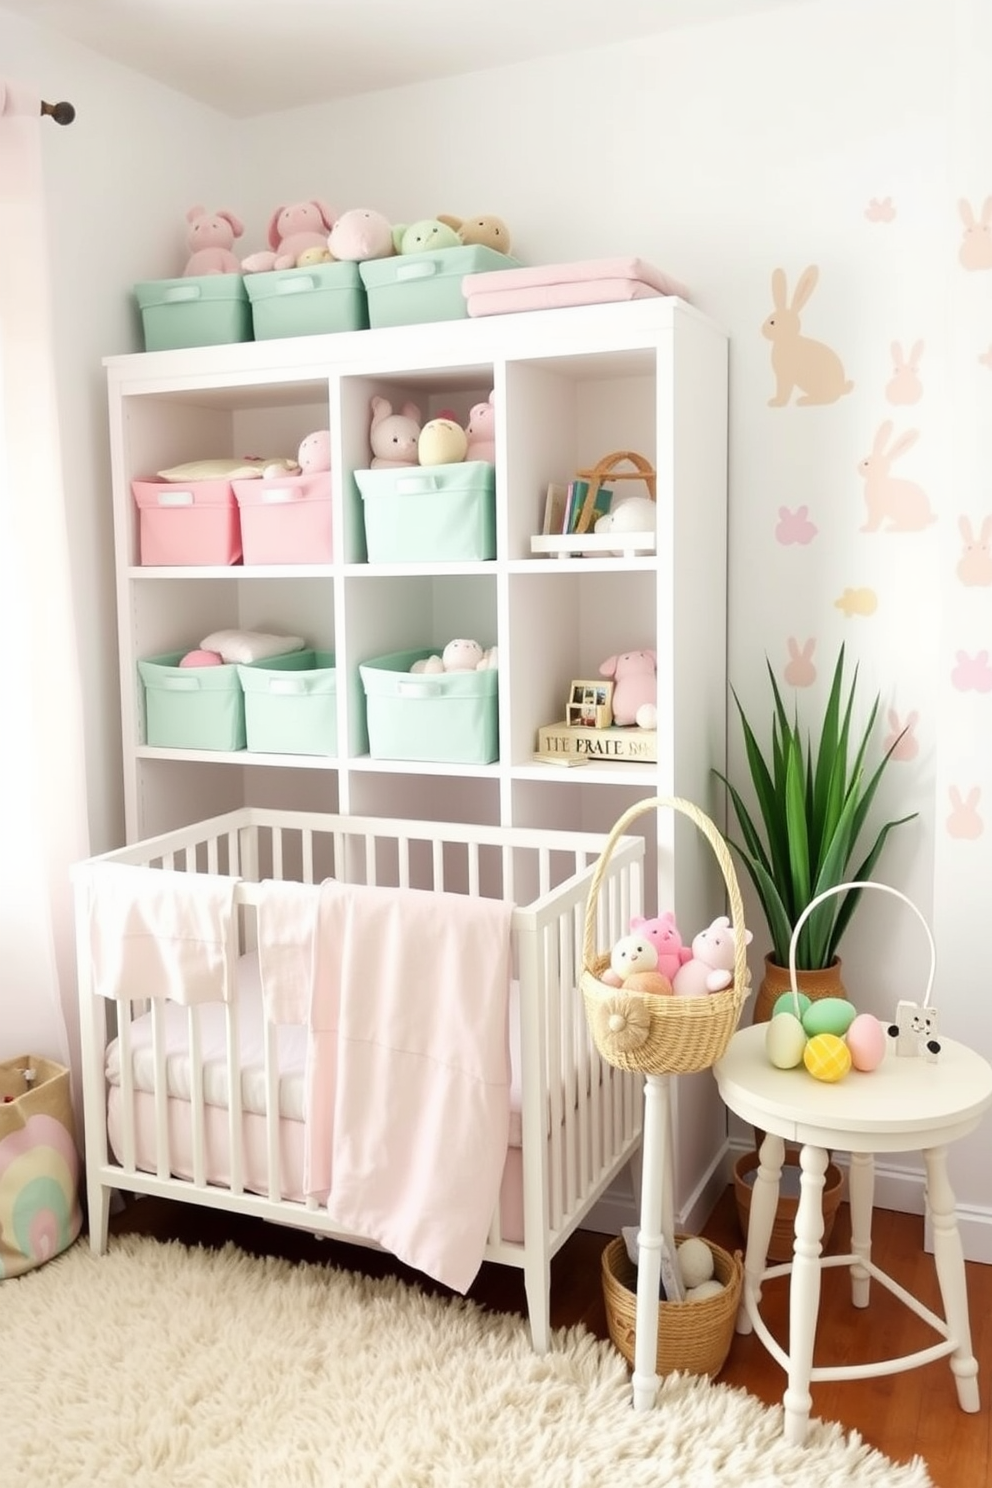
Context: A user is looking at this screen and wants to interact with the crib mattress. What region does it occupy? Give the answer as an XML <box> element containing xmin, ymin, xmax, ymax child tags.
<box><xmin>105</xmin><ymin>953</ymin><xmax>527</xmax><ymax>1146</ymax></box>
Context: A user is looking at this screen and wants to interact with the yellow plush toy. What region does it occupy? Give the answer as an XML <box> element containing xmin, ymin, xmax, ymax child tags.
<box><xmin>437</xmin><ymin>213</ymin><xmax>512</xmax><ymax>254</ymax></box>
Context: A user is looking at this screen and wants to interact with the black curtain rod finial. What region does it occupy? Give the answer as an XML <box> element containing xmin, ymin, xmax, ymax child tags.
<box><xmin>41</xmin><ymin>99</ymin><xmax>75</xmax><ymax>125</ymax></box>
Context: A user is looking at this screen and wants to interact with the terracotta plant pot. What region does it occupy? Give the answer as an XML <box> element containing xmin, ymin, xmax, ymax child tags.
<box><xmin>751</xmin><ymin>952</ymin><xmax>847</xmax><ymax>1028</ymax></box>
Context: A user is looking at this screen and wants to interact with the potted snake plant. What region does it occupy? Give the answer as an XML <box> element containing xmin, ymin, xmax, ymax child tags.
<box><xmin>714</xmin><ymin>642</ymin><xmax>917</xmax><ymax>1021</ymax></box>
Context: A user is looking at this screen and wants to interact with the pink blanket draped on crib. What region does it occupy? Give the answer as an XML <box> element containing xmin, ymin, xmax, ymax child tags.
<box><xmin>304</xmin><ymin>879</ymin><xmax>514</xmax><ymax>1294</ymax></box>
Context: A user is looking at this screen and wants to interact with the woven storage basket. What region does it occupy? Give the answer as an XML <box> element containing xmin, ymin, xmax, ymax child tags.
<box><xmin>601</xmin><ymin>1234</ymin><xmax>743</xmax><ymax>1379</ymax></box>
<box><xmin>580</xmin><ymin>796</ymin><xmax>752</xmax><ymax>1075</ymax></box>
<box><xmin>733</xmin><ymin>1148</ymin><xmax>844</xmax><ymax>1264</ymax></box>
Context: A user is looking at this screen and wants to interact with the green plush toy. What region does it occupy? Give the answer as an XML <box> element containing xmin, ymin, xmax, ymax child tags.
<box><xmin>391</xmin><ymin>219</ymin><xmax>462</xmax><ymax>254</ymax></box>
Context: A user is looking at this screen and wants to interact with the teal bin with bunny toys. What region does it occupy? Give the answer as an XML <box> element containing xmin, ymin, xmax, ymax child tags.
<box><xmin>359</xmin><ymin>246</ymin><xmax>521</xmax><ymax>328</ymax></box>
<box><xmin>358</xmin><ymin>647</ymin><xmax>499</xmax><ymax>765</ymax></box>
<box><xmin>245</xmin><ymin>262</ymin><xmax>368</xmax><ymax>341</ymax></box>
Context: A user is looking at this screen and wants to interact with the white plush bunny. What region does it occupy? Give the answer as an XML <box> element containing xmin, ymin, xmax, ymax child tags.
<box><xmin>857</xmin><ymin>422</ymin><xmax>936</xmax><ymax>533</ymax></box>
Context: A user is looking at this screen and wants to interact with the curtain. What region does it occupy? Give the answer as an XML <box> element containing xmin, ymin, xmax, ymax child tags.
<box><xmin>0</xmin><ymin>79</ymin><xmax>90</xmax><ymax>1114</ymax></box>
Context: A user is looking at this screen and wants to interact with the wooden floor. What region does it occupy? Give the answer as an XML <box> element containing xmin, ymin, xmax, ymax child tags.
<box><xmin>110</xmin><ymin>1186</ymin><xmax>991</xmax><ymax>1488</ymax></box>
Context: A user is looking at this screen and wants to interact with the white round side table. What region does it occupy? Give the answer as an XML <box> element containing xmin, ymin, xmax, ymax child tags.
<box><xmin>713</xmin><ymin>1023</ymin><xmax>992</xmax><ymax>1446</ymax></box>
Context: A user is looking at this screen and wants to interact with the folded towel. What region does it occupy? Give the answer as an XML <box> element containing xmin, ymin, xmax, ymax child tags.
<box><xmin>256</xmin><ymin>879</ymin><xmax>319</xmax><ymax>1025</ymax></box>
<box><xmin>86</xmin><ymin>862</ymin><xmax>239</xmax><ymax>1004</ymax></box>
<box><xmin>466</xmin><ymin>278</ymin><xmax>664</xmax><ymax>318</ymax></box>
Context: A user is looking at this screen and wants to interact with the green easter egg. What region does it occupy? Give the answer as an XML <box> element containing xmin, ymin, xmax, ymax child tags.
<box><xmin>765</xmin><ymin>1011</ymin><xmax>808</xmax><ymax>1069</ymax></box>
<box><xmin>772</xmin><ymin>990</ymin><xmax>811</xmax><ymax>1021</ymax></box>
<box><xmin>801</xmin><ymin>996</ymin><xmax>857</xmax><ymax>1039</ymax></box>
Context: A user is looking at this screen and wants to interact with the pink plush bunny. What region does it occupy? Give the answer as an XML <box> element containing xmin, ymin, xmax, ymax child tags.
<box><xmin>599</xmin><ymin>650</ymin><xmax>656</xmax><ymax>726</ymax></box>
<box><xmin>369</xmin><ymin>397</ymin><xmax>422</xmax><ymax>469</ymax></box>
<box><xmin>328</xmin><ymin>208</ymin><xmax>394</xmax><ymax>262</ymax></box>
<box><xmin>183</xmin><ymin>205</ymin><xmax>244</xmax><ymax>276</ymax></box>
<box><xmin>465</xmin><ymin>391</ymin><xmax>496</xmax><ymax>464</ymax></box>
<box><xmin>629</xmin><ymin>912</ymin><xmax>692</xmax><ymax>983</ymax></box>
<box><xmin>857</xmin><ymin>422</ymin><xmax>936</xmax><ymax>533</ymax></box>
<box><xmin>243</xmin><ymin>200</ymin><xmax>336</xmax><ymax>273</ymax></box>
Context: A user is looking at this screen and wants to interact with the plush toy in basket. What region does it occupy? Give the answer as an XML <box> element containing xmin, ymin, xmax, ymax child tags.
<box><xmin>580</xmin><ymin>796</ymin><xmax>753</xmax><ymax>1076</ymax></box>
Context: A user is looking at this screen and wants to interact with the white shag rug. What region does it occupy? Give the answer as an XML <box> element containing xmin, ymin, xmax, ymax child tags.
<box><xmin>2</xmin><ymin>1235</ymin><xmax>934</xmax><ymax>1488</ymax></box>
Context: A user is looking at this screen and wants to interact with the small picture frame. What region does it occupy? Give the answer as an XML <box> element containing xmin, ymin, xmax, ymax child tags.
<box><xmin>566</xmin><ymin>678</ymin><xmax>614</xmax><ymax>728</ymax></box>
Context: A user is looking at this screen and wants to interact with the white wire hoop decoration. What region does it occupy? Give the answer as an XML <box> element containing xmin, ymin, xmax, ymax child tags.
<box><xmin>787</xmin><ymin>880</ymin><xmax>940</xmax><ymax>1062</ymax></box>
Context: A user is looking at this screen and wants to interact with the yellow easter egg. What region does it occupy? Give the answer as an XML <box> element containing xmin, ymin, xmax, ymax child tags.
<box><xmin>765</xmin><ymin>1011</ymin><xmax>807</xmax><ymax>1069</ymax></box>
<box><xmin>803</xmin><ymin>1032</ymin><xmax>852</xmax><ymax>1083</ymax></box>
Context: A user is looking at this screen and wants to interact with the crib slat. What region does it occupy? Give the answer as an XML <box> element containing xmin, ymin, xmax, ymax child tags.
<box><xmin>187</xmin><ymin>1005</ymin><xmax>206</xmax><ymax>1189</ymax></box>
<box><xmin>151</xmin><ymin>1000</ymin><xmax>171</xmax><ymax>1181</ymax></box>
<box><xmin>365</xmin><ymin>834</ymin><xmax>377</xmax><ymax>887</ymax></box>
<box><xmin>397</xmin><ymin>835</ymin><xmax>410</xmax><ymax>889</ymax></box>
<box><xmin>264</xmin><ymin>1021</ymin><xmax>281</xmax><ymax>1202</ymax></box>
<box><xmin>225</xmin><ymin>996</ymin><xmax>244</xmax><ymax>1195</ymax></box>
<box><xmin>468</xmin><ymin>841</ymin><xmax>480</xmax><ymax>899</ymax></box>
<box><xmin>117</xmin><ymin>1005</ymin><xmax>137</xmax><ymax>1174</ymax></box>
<box><xmin>302</xmin><ymin>829</ymin><xmax>314</xmax><ymax>885</ymax></box>
<box><xmin>432</xmin><ymin>838</ymin><xmax>443</xmax><ymax>891</ymax></box>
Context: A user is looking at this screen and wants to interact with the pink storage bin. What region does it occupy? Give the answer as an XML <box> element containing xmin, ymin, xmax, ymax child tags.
<box><xmin>232</xmin><ymin>471</ymin><xmax>332</xmax><ymax>565</ymax></box>
<box><xmin>132</xmin><ymin>478</ymin><xmax>242</xmax><ymax>566</ymax></box>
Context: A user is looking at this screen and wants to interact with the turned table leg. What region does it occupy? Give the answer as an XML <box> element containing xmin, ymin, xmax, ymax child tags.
<box><xmin>783</xmin><ymin>1143</ymin><xmax>828</xmax><ymax>1446</ymax></box>
<box><xmin>848</xmin><ymin>1150</ymin><xmax>874</xmax><ymax>1309</ymax></box>
<box><xmin>924</xmin><ymin>1144</ymin><xmax>981</xmax><ymax>1412</ymax></box>
<box><xmin>737</xmin><ymin>1131</ymin><xmax>784</xmax><ymax>1335</ymax></box>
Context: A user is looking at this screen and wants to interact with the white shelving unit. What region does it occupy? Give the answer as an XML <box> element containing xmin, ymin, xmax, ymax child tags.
<box><xmin>104</xmin><ymin>296</ymin><xmax>730</xmax><ymax>1213</ymax></box>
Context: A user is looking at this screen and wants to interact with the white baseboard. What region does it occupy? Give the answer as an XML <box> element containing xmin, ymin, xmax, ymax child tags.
<box><xmin>585</xmin><ymin>1140</ymin><xmax>992</xmax><ymax>1267</ymax></box>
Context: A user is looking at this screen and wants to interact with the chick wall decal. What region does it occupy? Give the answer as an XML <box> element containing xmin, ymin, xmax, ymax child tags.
<box><xmin>762</xmin><ymin>266</ymin><xmax>854</xmax><ymax>407</ymax></box>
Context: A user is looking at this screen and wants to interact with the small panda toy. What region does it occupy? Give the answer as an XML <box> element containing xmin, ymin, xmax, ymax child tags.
<box><xmin>887</xmin><ymin>999</ymin><xmax>940</xmax><ymax>1063</ymax></box>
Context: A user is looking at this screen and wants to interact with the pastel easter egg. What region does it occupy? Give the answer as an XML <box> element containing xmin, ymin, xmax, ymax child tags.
<box><xmin>845</xmin><ymin>1012</ymin><xmax>887</xmax><ymax>1072</ymax></box>
<box><xmin>772</xmin><ymin>990</ymin><xmax>811</xmax><ymax>1021</ymax></box>
<box><xmin>765</xmin><ymin>1011</ymin><xmax>808</xmax><ymax>1069</ymax></box>
<box><xmin>801</xmin><ymin>997</ymin><xmax>857</xmax><ymax>1039</ymax></box>
<box><xmin>803</xmin><ymin>1033</ymin><xmax>852</xmax><ymax>1083</ymax></box>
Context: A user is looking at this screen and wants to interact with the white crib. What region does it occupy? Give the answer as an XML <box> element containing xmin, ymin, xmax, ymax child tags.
<box><xmin>73</xmin><ymin>807</ymin><xmax>645</xmax><ymax>1350</ymax></box>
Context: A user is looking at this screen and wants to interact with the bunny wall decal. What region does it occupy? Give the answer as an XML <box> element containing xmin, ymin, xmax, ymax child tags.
<box><xmin>857</xmin><ymin>422</ymin><xmax>936</xmax><ymax>533</ymax></box>
<box><xmin>761</xmin><ymin>265</ymin><xmax>854</xmax><ymax>407</ymax></box>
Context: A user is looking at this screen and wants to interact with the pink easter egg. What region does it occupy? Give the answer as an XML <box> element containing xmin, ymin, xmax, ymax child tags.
<box><xmin>179</xmin><ymin>649</ymin><xmax>224</xmax><ymax>667</ymax></box>
<box><xmin>845</xmin><ymin>1012</ymin><xmax>887</xmax><ymax>1072</ymax></box>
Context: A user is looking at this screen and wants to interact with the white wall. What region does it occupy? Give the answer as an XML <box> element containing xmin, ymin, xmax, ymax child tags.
<box><xmin>5</xmin><ymin>0</ymin><xmax>991</xmax><ymax>1239</ymax></box>
<box><xmin>0</xmin><ymin>5</ymin><xmax>240</xmax><ymax>853</ymax></box>
<box><xmin>235</xmin><ymin>0</ymin><xmax>992</xmax><ymax>1237</ymax></box>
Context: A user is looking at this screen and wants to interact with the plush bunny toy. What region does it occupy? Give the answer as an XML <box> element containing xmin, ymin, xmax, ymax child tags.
<box><xmin>370</xmin><ymin>397</ymin><xmax>422</xmax><ymax>469</ymax></box>
<box><xmin>183</xmin><ymin>205</ymin><xmax>244</xmax><ymax>276</ymax></box>
<box><xmin>242</xmin><ymin>200</ymin><xmax>336</xmax><ymax>273</ymax></box>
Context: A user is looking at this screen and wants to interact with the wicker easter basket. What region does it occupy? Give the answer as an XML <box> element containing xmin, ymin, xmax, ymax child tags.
<box><xmin>580</xmin><ymin>796</ymin><xmax>752</xmax><ymax>1075</ymax></box>
<box><xmin>601</xmin><ymin>1234</ymin><xmax>743</xmax><ymax>1379</ymax></box>
<box><xmin>572</xmin><ymin>449</ymin><xmax>656</xmax><ymax>535</ymax></box>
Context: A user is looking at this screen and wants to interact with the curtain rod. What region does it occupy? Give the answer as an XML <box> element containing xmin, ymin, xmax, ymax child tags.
<box><xmin>41</xmin><ymin>99</ymin><xmax>75</xmax><ymax>125</ymax></box>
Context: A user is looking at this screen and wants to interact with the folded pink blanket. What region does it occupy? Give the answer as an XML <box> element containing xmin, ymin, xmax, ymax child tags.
<box><xmin>467</xmin><ymin>277</ymin><xmax>664</xmax><ymax>318</ymax></box>
<box><xmin>463</xmin><ymin>254</ymin><xmax>689</xmax><ymax>303</ymax></box>
<box><xmin>305</xmin><ymin>879</ymin><xmax>514</xmax><ymax>1293</ymax></box>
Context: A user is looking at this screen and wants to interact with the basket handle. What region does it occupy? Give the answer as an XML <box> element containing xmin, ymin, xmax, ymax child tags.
<box><xmin>786</xmin><ymin>880</ymin><xmax>936</xmax><ymax>1015</ymax></box>
<box><xmin>581</xmin><ymin>795</ymin><xmax>748</xmax><ymax>993</ymax></box>
<box><xmin>573</xmin><ymin>449</ymin><xmax>657</xmax><ymax>536</ymax></box>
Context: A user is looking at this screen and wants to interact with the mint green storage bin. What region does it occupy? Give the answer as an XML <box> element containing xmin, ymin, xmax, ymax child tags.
<box><xmin>138</xmin><ymin>650</ymin><xmax>247</xmax><ymax>751</ymax></box>
<box><xmin>359</xmin><ymin>648</ymin><xmax>499</xmax><ymax>765</ymax></box>
<box><xmin>359</xmin><ymin>247</ymin><xmax>521</xmax><ymax>328</ymax></box>
<box><xmin>354</xmin><ymin>461</ymin><xmax>496</xmax><ymax>563</ymax></box>
<box><xmin>238</xmin><ymin>651</ymin><xmax>338</xmax><ymax>755</ymax></box>
<box><xmin>244</xmin><ymin>263</ymin><xmax>368</xmax><ymax>340</ymax></box>
<box><xmin>133</xmin><ymin>276</ymin><xmax>252</xmax><ymax>352</ymax></box>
